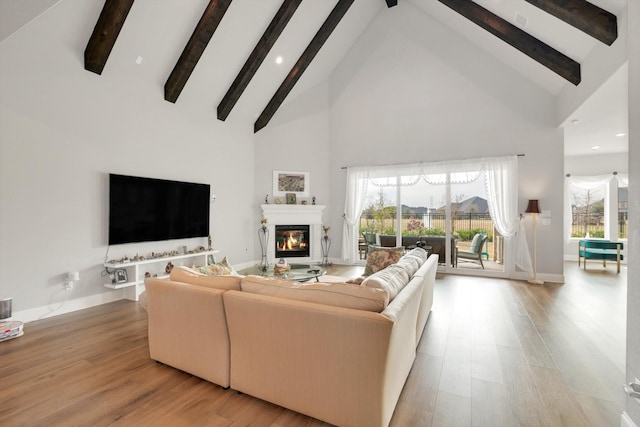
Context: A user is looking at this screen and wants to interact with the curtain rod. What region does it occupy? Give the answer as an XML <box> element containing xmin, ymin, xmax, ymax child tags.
<box><xmin>340</xmin><ymin>153</ymin><xmax>525</xmax><ymax>170</ymax></box>
<box><xmin>566</xmin><ymin>171</ymin><xmax>618</xmax><ymax>178</ymax></box>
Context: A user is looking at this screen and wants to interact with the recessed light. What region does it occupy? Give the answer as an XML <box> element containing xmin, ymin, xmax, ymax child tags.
<box><xmin>616</xmin><ymin>133</ymin><xmax>626</xmax><ymax>137</ymax></box>
<box><xmin>135</xmin><ymin>56</ymin><xmax>144</xmax><ymax>65</ymax></box>
<box><xmin>571</xmin><ymin>119</ymin><xmax>579</xmax><ymax>124</ymax></box>
<box><xmin>275</xmin><ymin>56</ymin><xmax>283</xmax><ymax>65</ymax></box>
<box><xmin>592</xmin><ymin>146</ymin><xmax>600</xmax><ymax>150</ymax></box>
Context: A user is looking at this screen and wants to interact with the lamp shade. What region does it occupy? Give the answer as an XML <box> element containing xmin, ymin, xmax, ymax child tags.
<box><xmin>525</xmin><ymin>199</ymin><xmax>541</xmax><ymax>214</ymax></box>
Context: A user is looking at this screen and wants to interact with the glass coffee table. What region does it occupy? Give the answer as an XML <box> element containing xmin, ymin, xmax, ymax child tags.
<box><xmin>239</xmin><ymin>263</ymin><xmax>326</xmax><ymax>282</ymax></box>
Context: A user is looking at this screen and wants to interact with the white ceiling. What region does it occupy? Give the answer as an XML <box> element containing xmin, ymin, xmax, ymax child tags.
<box><xmin>0</xmin><ymin>0</ymin><xmax>628</xmax><ymax>156</ymax></box>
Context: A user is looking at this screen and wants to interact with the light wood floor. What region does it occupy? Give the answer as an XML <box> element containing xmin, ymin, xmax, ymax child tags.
<box><xmin>0</xmin><ymin>262</ymin><xmax>626</xmax><ymax>426</ymax></box>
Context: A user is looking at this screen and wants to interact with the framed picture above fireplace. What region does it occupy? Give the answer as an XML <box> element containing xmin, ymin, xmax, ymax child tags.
<box><xmin>273</xmin><ymin>171</ymin><xmax>309</xmax><ymax>197</ymax></box>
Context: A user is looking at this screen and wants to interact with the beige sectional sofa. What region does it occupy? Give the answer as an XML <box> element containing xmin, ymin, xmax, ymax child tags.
<box><xmin>143</xmin><ymin>250</ymin><xmax>438</xmax><ymax>427</ymax></box>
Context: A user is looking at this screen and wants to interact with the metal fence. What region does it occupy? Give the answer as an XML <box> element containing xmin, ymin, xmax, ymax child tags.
<box><xmin>359</xmin><ymin>212</ymin><xmax>495</xmax><ymax>240</ymax></box>
<box><xmin>571</xmin><ymin>212</ymin><xmax>628</xmax><ymax>238</ymax></box>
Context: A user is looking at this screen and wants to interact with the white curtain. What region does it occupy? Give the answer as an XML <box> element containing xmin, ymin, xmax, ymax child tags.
<box><xmin>616</xmin><ymin>173</ymin><xmax>629</xmax><ymax>187</ymax></box>
<box><xmin>565</xmin><ymin>174</ymin><xmax>613</xmax><ymax>242</ymax></box>
<box><xmin>483</xmin><ymin>156</ymin><xmax>532</xmax><ymax>274</ymax></box>
<box><xmin>342</xmin><ymin>167</ymin><xmax>369</xmax><ymax>263</ymax></box>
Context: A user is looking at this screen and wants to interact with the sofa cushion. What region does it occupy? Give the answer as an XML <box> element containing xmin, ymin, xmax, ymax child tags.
<box><xmin>240</xmin><ymin>275</ymin><xmax>389</xmax><ymax>312</ymax></box>
<box><xmin>364</xmin><ymin>246</ymin><xmax>404</xmax><ymax>276</ymax></box>
<box><xmin>170</xmin><ymin>265</ymin><xmax>242</xmax><ymax>291</ymax></box>
<box><xmin>470</xmin><ymin>234</ymin><xmax>484</xmax><ymax>253</ymax></box>
<box><xmin>396</xmin><ymin>247</ymin><xmax>429</xmax><ymax>275</ymax></box>
<box><xmin>361</xmin><ymin>264</ymin><xmax>411</xmax><ymax>301</ymax></box>
<box><xmin>404</xmin><ymin>247</ymin><xmax>429</xmax><ymax>263</ymax></box>
<box><xmin>395</xmin><ymin>256</ymin><xmax>420</xmax><ymax>277</ymax></box>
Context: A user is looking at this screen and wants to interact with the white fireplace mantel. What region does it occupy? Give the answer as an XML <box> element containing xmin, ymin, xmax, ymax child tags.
<box><xmin>261</xmin><ymin>204</ymin><xmax>326</xmax><ymax>263</ymax></box>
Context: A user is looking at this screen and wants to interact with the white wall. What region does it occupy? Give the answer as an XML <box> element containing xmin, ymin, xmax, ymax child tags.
<box><xmin>326</xmin><ymin>3</ymin><xmax>565</xmax><ymax>278</ymax></box>
<box><xmin>0</xmin><ymin>1</ymin><xmax>255</xmax><ymax>318</ymax></box>
<box><xmin>625</xmin><ymin>1</ymin><xmax>640</xmax><ymax>424</ymax></box>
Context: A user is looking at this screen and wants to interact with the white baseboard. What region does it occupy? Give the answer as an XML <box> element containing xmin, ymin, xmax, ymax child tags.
<box><xmin>13</xmin><ymin>290</ymin><xmax>126</xmax><ymax>324</ymax></box>
<box><xmin>622</xmin><ymin>412</ymin><xmax>638</xmax><ymax>427</ymax></box>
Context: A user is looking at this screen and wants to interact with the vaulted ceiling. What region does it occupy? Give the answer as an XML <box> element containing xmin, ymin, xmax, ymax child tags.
<box><xmin>0</xmin><ymin>0</ymin><xmax>628</xmax><ymax>153</ymax></box>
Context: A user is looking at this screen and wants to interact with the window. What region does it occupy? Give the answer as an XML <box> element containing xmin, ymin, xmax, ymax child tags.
<box><xmin>566</xmin><ymin>173</ymin><xmax>627</xmax><ymax>241</ymax></box>
<box><xmin>618</xmin><ymin>186</ymin><xmax>628</xmax><ymax>239</ymax></box>
<box><xmin>569</xmin><ymin>184</ymin><xmax>606</xmax><ymax>238</ymax></box>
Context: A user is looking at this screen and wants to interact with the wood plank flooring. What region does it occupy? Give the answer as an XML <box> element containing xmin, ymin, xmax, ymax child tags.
<box><xmin>0</xmin><ymin>262</ymin><xmax>625</xmax><ymax>426</ymax></box>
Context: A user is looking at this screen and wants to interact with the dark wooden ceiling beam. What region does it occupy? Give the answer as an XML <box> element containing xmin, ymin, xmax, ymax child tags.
<box><xmin>386</xmin><ymin>0</ymin><xmax>398</xmax><ymax>7</ymax></box>
<box><xmin>84</xmin><ymin>0</ymin><xmax>135</xmax><ymax>75</ymax></box>
<box><xmin>164</xmin><ymin>0</ymin><xmax>233</xmax><ymax>103</ymax></box>
<box><xmin>254</xmin><ymin>0</ymin><xmax>355</xmax><ymax>133</ymax></box>
<box><xmin>524</xmin><ymin>0</ymin><xmax>617</xmax><ymax>46</ymax></box>
<box><xmin>438</xmin><ymin>0</ymin><xmax>581</xmax><ymax>86</ymax></box>
<box><xmin>217</xmin><ymin>0</ymin><xmax>303</xmax><ymax>121</ymax></box>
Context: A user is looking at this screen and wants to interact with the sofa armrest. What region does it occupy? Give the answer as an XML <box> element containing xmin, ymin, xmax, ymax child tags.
<box><xmin>145</xmin><ymin>278</ymin><xmax>230</xmax><ymax>387</ymax></box>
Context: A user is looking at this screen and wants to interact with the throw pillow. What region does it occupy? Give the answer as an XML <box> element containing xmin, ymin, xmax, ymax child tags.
<box><xmin>364</xmin><ymin>245</ymin><xmax>404</xmax><ymax>276</ymax></box>
<box><xmin>170</xmin><ymin>265</ymin><xmax>242</xmax><ymax>291</ymax></box>
<box><xmin>346</xmin><ymin>276</ymin><xmax>365</xmax><ymax>285</ymax></box>
<box><xmin>361</xmin><ymin>264</ymin><xmax>411</xmax><ymax>301</ymax></box>
<box><xmin>470</xmin><ymin>234</ymin><xmax>484</xmax><ymax>253</ymax></box>
<box><xmin>197</xmin><ymin>264</ymin><xmax>232</xmax><ymax>276</ymax></box>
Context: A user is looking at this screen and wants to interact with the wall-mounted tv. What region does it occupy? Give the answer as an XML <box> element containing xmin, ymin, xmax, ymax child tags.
<box><xmin>108</xmin><ymin>174</ymin><xmax>210</xmax><ymax>245</ymax></box>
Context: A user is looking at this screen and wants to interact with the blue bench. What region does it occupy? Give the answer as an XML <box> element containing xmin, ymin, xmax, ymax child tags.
<box><xmin>578</xmin><ymin>239</ymin><xmax>624</xmax><ymax>273</ymax></box>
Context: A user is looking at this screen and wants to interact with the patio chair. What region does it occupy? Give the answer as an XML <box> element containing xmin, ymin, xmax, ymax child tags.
<box><xmin>360</xmin><ymin>232</ymin><xmax>377</xmax><ymax>259</ymax></box>
<box><xmin>455</xmin><ymin>233</ymin><xmax>488</xmax><ymax>269</ymax></box>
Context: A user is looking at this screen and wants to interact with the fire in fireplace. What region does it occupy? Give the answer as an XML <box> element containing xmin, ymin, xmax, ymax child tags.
<box><xmin>275</xmin><ymin>225</ymin><xmax>310</xmax><ymax>258</ymax></box>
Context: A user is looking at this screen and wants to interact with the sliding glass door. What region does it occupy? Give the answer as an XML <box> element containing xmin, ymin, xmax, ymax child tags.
<box><xmin>349</xmin><ymin>157</ymin><xmax>520</xmax><ymax>277</ymax></box>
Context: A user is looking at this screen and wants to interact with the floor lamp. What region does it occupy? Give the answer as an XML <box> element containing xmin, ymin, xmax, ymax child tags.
<box><xmin>526</xmin><ymin>199</ymin><xmax>544</xmax><ymax>285</ymax></box>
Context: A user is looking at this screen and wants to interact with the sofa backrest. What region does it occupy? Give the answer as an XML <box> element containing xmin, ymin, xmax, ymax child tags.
<box><xmin>413</xmin><ymin>254</ymin><xmax>439</xmax><ymax>345</ymax></box>
<box><xmin>240</xmin><ymin>275</ymin><xmax>389</xmax><ymax>312</ymax></box>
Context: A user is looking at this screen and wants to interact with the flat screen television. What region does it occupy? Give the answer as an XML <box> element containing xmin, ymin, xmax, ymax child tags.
<box><xmin>108</xmin><ymin>174</ymin><xmax>210</xmax><ymax>245</ymax></box>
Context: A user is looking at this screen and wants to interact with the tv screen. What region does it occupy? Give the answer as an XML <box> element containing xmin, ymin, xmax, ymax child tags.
<box><xmin>109</xmin><ymin>174</ymin><xmax>210</xmax><ymax>245</ymax></box>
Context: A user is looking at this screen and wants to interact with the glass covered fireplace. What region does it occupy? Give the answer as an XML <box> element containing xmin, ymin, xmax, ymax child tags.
<box><xmin>275</xmin><ymin>225</ymin><xmax>310</xmax><ymax>258</ymax></box>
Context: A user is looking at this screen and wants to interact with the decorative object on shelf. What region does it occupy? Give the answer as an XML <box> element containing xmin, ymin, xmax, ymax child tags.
<box><xmin>258</xmin><ymin>218</ymin><xmax>269</xmax><ymax>272</ymax></box>
<box><xmin>312</xmin><ymin>196</ymin><xmax>316</xmax><ymax>205</ymax></box>
<box><xmin>165</xmin><ymin>262</ymin><xmax>174</xmax><ymax>275</ymax></box>
<box><xmin>301</xmin><ymin>200</ymin><xmax>308</xmax><ymax>205</ymax></box>
<box><xmin>525</xmin><ymin>199</ymin><xmax>544</xmax><ymax>285</ymax></box>
<box><xmin>321</xmin><ymin>225</ymin><xmax>332</xmax><ymax>266</ymax></box>
<box><xmin>273</xmin><ymin>170</ymin><xmax>310</xmax><ymax>197</ymax></box>
<box><xmin>145</xmin><ymin>272</ymin><xmax>151</xmax><ymax>278</ymax></box>
<box><xmin>115</xmin><ymin>269</ymin><xmax>128</xmax><ymax>283</ymax></box>
<box><xmin>286</xmin><ymin>193</ymin><xmax>297</xmax><ymax>205</ymax></box>
<box><xmin>275</xmin><ymin>197</ymin><xmax>282</xmax><ymax>204</ymax></box>
<box><xmin>207</xmin><ymin>236</ymin><xmax>215</xmax><ymax>264</ymax></box>
<box><xmin>274</xmin><ymin>257</ymin><xmax>291</xmax><ymax>274</ymax></box>
<box><xmin>265</xmin><ymin>194</ymin><xmax>269</xmax><ymax>204</ymax></box>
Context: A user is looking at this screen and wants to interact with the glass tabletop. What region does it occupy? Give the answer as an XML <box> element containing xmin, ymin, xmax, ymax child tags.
<box><xmin>239</xmin><ymin>263</ymin><xmax>326</xmax><ymax>282</ymax></box>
